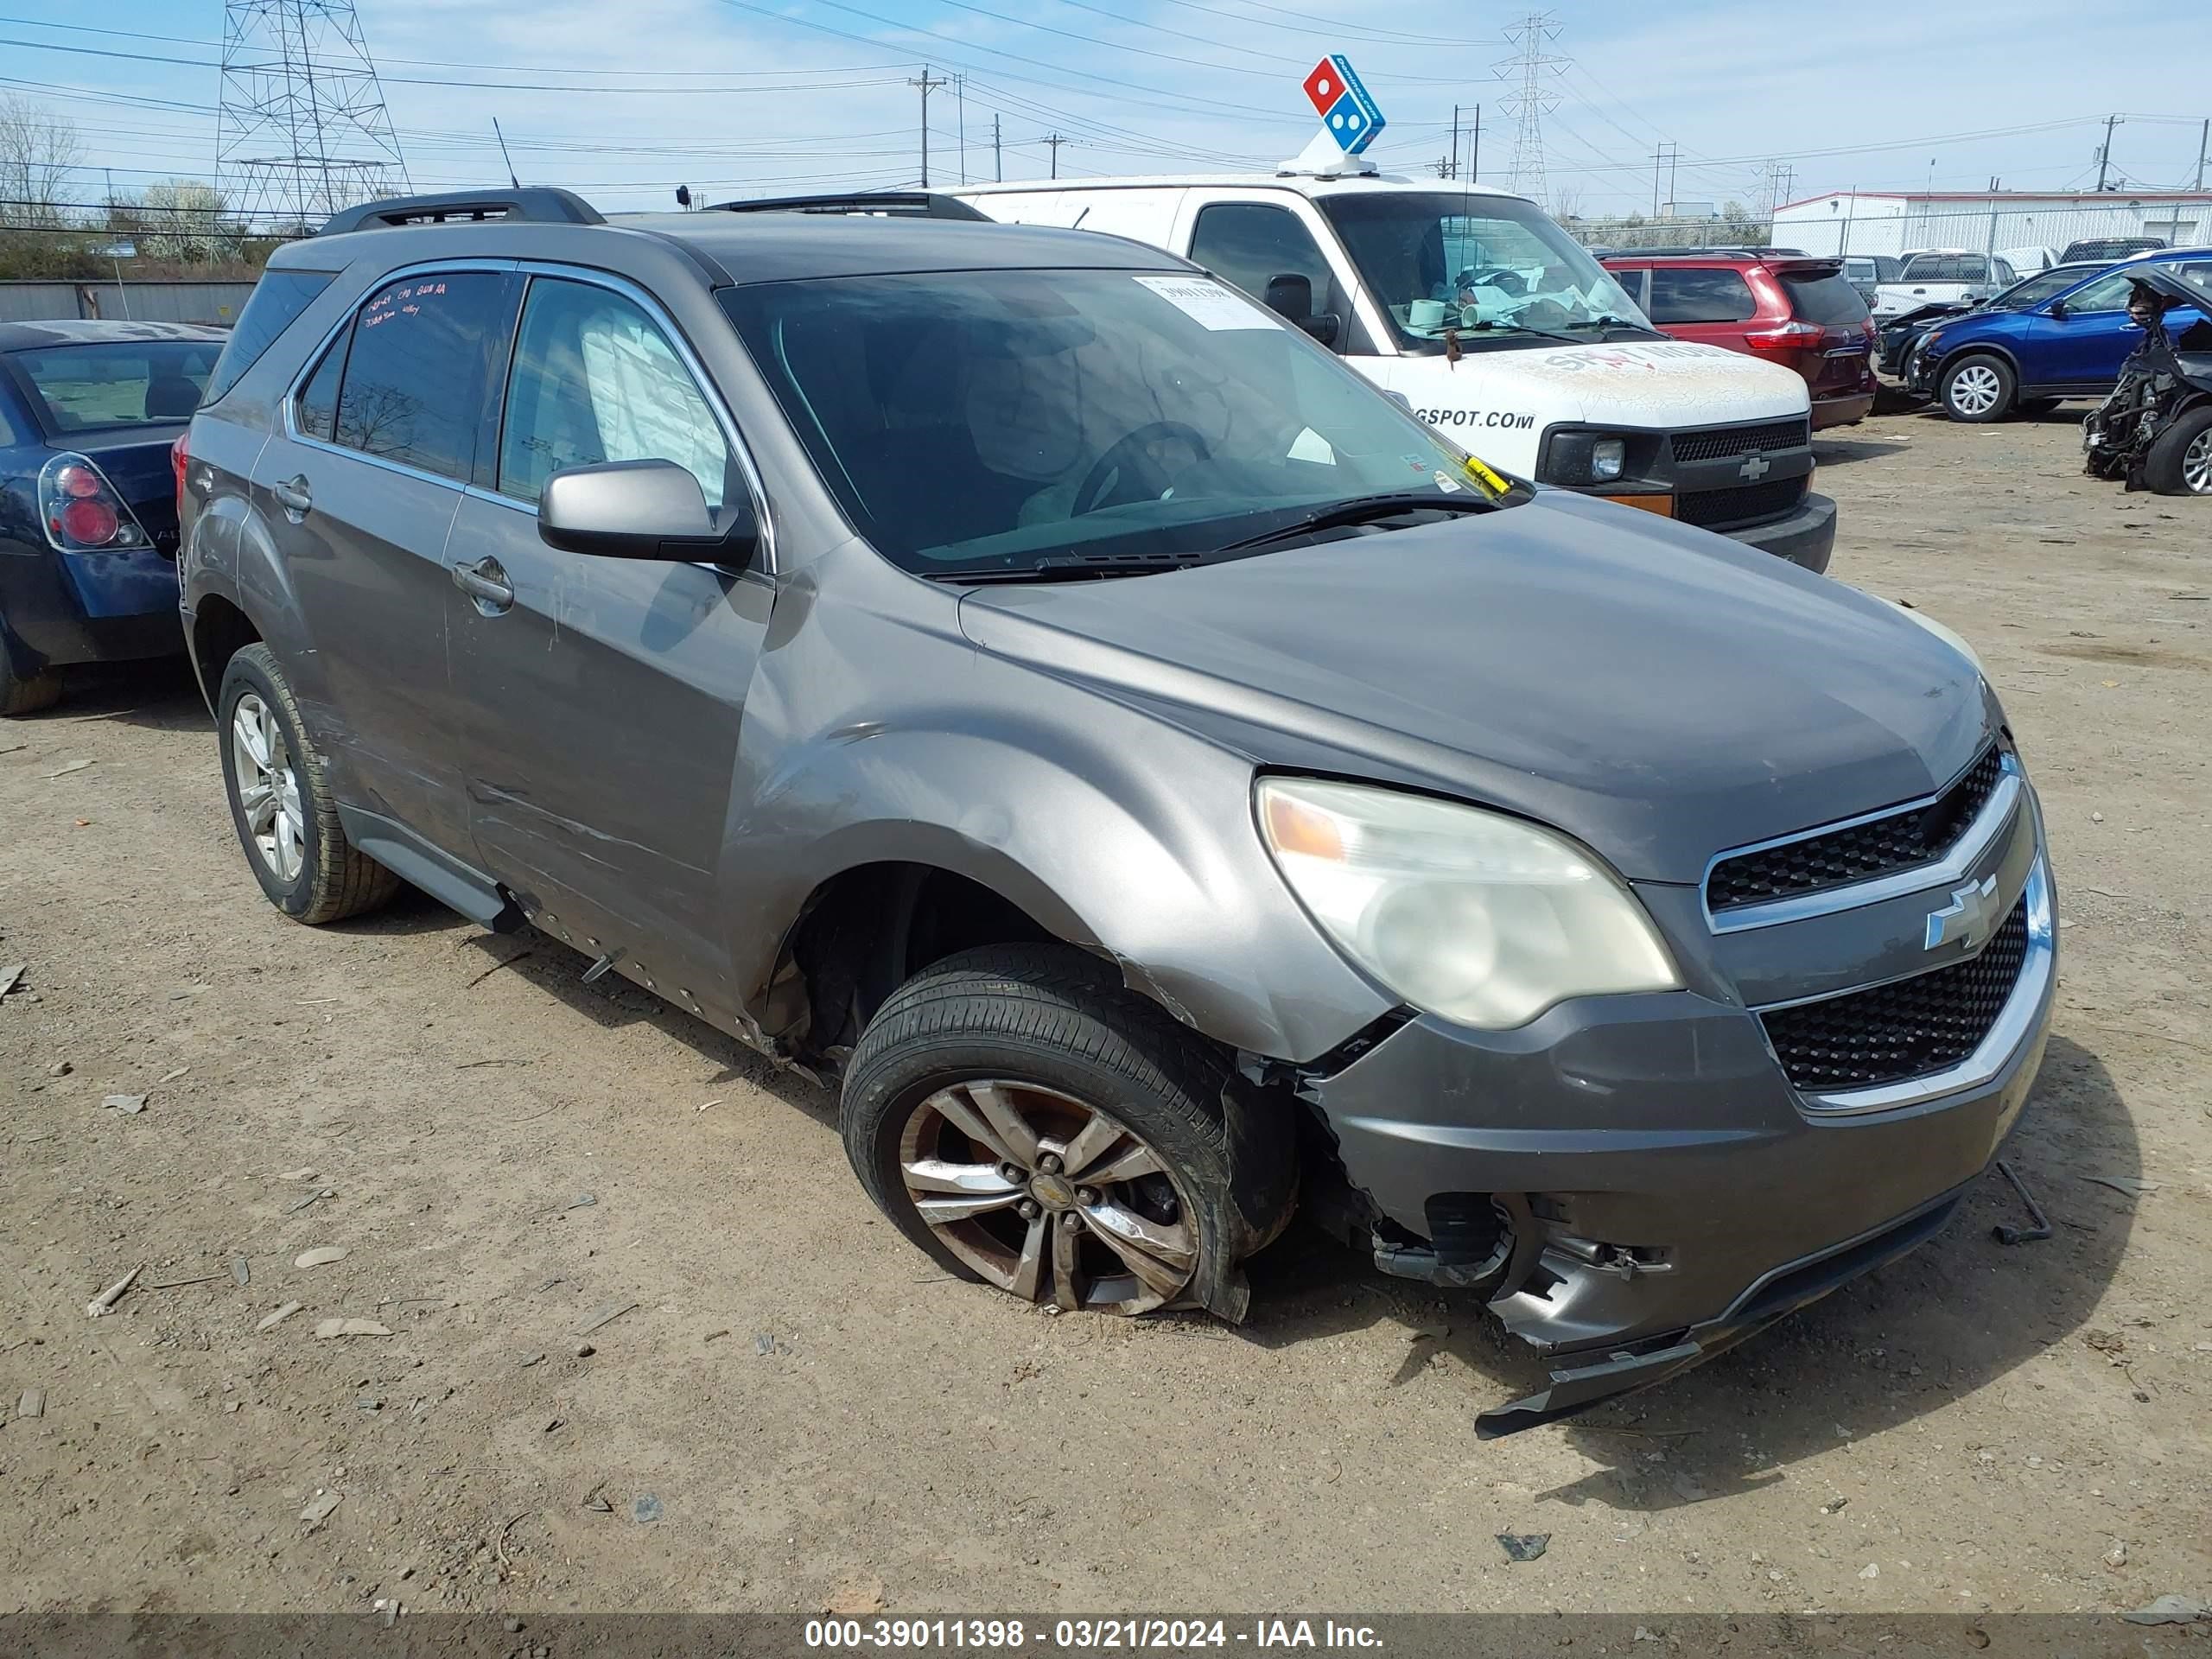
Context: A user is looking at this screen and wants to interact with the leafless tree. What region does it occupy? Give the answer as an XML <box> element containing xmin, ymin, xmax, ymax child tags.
<box><xmin>0</xmin><ymin>92</ymin><xmax>81</xmax><ymax>228</ymax></box>
<box><xmin>111</xmin><ymin>178</ymin><xmax>241</xmax><ymax>262</ymax></box>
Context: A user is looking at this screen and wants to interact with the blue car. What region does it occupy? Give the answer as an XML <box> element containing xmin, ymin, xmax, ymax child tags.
<box><xmin>1907</xmin><ymin>251</ymin><xmax>2212</xmax><ymax>423</ymax></box>
<box><xmin>0</xmin><ymin>321</ymin><xmax>226</xmax><ymax>713</ymax></box>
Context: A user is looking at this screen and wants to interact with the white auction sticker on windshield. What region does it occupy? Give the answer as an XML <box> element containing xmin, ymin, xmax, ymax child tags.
<box><xmin>1133</xmin><ymin>274</ymin><xmax>1276</xmax><ymax>330</ymax></box>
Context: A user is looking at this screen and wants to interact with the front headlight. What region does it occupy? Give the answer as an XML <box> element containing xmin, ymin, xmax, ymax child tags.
<box><xmin>1590</xmin><ymin>437</ymin><xmax>1626</xmax><ymax>481</ymax></box>
<box><xmin>1256</xmin><ymin>778</ymin><xmax>1681</xmax><ymax>1030</ymax></box>
<box><xmin>1542</xmin><ymin>429</ymin><xmax>1637</xmax><ymax>486</ymax></box>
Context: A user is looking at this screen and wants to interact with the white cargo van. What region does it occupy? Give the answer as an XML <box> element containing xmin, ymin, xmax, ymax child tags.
<box><xmin>956</xmin><ymin>172</ymin><xmax>1836</xmax><ymax>570</ymax></box>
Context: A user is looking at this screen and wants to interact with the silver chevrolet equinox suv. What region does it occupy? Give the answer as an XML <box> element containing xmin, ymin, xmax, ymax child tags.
<box><xmin>177</xmin><ymin>188</ymin><xmax>2056</xmax><ymax>1433</ymax></box>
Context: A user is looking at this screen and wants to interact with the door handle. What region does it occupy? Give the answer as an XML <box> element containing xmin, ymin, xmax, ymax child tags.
<box><xmin>450</xmin><ymin>556</ymin><xmax>514</xmax><ymax>613</ymax></box>
<box><xmin>272</xmin><ymin>475</ymin><xmax>312</xmax><ymax>518</ymax></box>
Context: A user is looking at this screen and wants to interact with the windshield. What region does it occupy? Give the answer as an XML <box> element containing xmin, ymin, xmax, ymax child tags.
<box><xmin>9</xmin><ymin>340</ymin><xmax>219</xmax><ymax>432</ymax></box>
<box><xmin>1316</xmin><ymin>191</ymin><xmax>1652</xmax><ymax>352</ymax></box>
<box><xmin>1987</xmin><ymin>267</ymin><xmax>2092</xmax><ymax>310</ymax></box>
<box><xmin>720</xmin><ymin>268</ymin><xmax>1509</xmax><ymax>577</ymax></box>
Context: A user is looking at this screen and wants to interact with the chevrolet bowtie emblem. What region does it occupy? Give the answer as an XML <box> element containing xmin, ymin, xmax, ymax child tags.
<box><xmin>1739</xmin><ymin>454</ymin><xmax>1771</xmax><ymax>481</ymax></box>
<box><xmin>1924</xmin><ymin>874</ymin><xmax>2000</xmax><ymax>951</ymax></box>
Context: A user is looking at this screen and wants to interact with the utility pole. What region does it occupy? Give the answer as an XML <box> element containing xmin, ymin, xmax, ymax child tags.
<box><xmin>955</xmin><ymin>73</ymin><xmax>966</xmax><ymax>186</ymax></box>
<box><xmin>1651</xmin><ymin>146</ymin><xmax>1662</xmax><ymax>217</ymax></box>
<box><xmin>993</xmin><ymin>114</ymin><xmax>1002</xmax><ymax>182</ymax></box>
<box><xmin>1469</xmin><ymin>104</ymin><xmax>1479</xmax><ymax>182</ymax></box>
<box><xmin>1496</xmin><ymin>12</ymin><xmax>1566</xmax><ymax>207</ymax></box>
<box><xmin>1667</xmin><ymin>141</ymin><xmax>1678</xmax><ymax>213</ymax></box>
<box><xmin>910</xmin><ymin>66</ymin><xmax>947</xmax><ymax>188</ymax></box>
<box><xmin>2094</xmin><ymin>112</ymin><xmax>2120</xmax><ymax>192</ymax></box>
<box><xmin>2195</xmin><ymin>117</ymin><xmax>2207</xmax><ymax>191</ymax></box>
<box><xmin>1041</xmin><ymin>132</ymin><xmax>1069</xmax><ymax>180</ymax></box>
<box><xmin>1448</xmin><ymin>105</ymin><xmax>1459</xmax><ymax>180</ymax></box>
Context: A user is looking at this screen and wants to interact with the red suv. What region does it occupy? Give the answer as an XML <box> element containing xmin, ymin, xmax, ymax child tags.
<box><xmin>1601</xmin><ymin>251</ymin><xmax>1878</xmax><ymax>429</ymax></box>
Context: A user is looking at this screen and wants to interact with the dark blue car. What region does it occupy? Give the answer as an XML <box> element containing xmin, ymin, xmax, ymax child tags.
<box><xmin>1907</xmin><ymin>251</ymin><xmax>2212</xmax><ymax>422</ymax></box>
<box><xmin>0</xmin><ymin>321</ymin><xmax>226</xmax><ymax>713</ymax></box>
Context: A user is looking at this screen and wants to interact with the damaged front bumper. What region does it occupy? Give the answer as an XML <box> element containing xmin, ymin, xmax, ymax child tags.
<box><xmin>1299</xmin><ymin>881</ymin><xmax>2056</xmax><ymax>1434</ymax></box>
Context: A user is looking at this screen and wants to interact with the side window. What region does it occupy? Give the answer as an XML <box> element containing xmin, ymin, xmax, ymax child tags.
<box><xmin>498</xmin><ymin>276</ymin><xmax>732</xmax><ymax>509</ymax></box>
<box><xmin>201</xmin><ymin>269</ymin><xmax>334</xmax><ymax>406</ymax></box>
<box><xmin>1608</xmin><ymin>267</ymin><xmax>1649</xmax><ymax>310</ymax></box>
<box><xmin>294</xmin><ymin>335</ymin><xmax>345</xmax><ymax>442</ymax></box>
<box><xmin>2064</xmin><ymin>272</ymin><xmax>2137</xmax><ymax>314</ymax></box>
<box><xmin>1646</xmin><ymin>267</ymin><xmax>1758</xmax><ymax>324</ymax></box>
<box><xmin>1188</xmin><ymin>203</ymin><xmax>1346</xmax><ymax>334</ymax></box>
<box><xmin>330</xmin><ymin>270</ymin><xmax>508</xmax><ymax>480</ymax></box>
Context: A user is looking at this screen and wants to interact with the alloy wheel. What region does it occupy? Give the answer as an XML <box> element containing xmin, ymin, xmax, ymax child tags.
<box><xmin>230</xmin><ymin>691</ymin><xmax>305</xmax><ymax>885</ymax></box>
<box><xmin>2184</xmin><ymin>427</ymin><xmax>2212</xmax><ymax>494</ymax></box>
<box><xmin>897</xmin><ymin>1079</ymin><xmax>1198</xmax><ymax>1315</ymax></box>
<box><xmin>1948</xmin><ymin>363</ymin><xmax>2002</xmax><ymax>417</ymax></box>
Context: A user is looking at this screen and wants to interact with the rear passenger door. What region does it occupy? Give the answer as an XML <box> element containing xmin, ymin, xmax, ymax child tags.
<box><xmin>442</xmin><ymin>270</ymin><xmax>771</xmax><ymax>1011</ymax></box>
<box><xmin>257</xmin><ymin>264</ymin><xmax>518</xmax><ymax>856</ymax></box>
<box><xmin>1644</xmin><ymin>264</ymin><xmax>1760</xmax><ymax>350</ymax></box>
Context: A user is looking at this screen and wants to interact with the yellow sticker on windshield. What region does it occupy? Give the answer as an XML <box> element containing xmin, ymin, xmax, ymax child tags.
<box><xmin>1463</xmin><ymin>454</ymin><xmax>1511</xmax><ymax>497</ymax></box>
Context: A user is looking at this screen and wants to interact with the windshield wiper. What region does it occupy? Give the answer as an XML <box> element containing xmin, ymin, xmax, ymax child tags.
<box><xmin>1559</xmin><ymin>314</ymin><xmax>1664</xmax><ymax>337</ymax></box>
<box><xmin>1445</xmin><ymin>317</ymin><xmax>1586</xmax><ymax>347</ymax></box>
<box><xmin>925</xmin><ymin>550</ymin><xmax>1205</xmax><ymax>585</ymax></box>
<box><xmin>1212</xmin><ymin>491</ymin><xmax>1493</xmax><ymax>555</ymax></box>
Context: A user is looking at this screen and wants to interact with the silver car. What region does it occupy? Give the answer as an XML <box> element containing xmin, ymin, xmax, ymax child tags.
<box><xmin>179</xmin><ymin>189</ymin><xmax>2056</xmax><ymax>1433</ymax></box>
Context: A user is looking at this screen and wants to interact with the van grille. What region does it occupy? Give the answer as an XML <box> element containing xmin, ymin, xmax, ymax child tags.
<box><xmin>1708</xmin><ymin>746</ymin><xmax>2006</xmax><ymax>914</ymax></box>
<box><xmin>1675</xmin><ymin>476</ymin><xmax>1807</xmax><ymax>529</ymax></box>
<box><xmin>1760</xmin><ymin>893</ymin><xmax>2029</xmax><ymax>1091</ymax></box>
<box><xmin>1669</xmin><ymin>418</ymin><xmax>1809</xmax><ymax>463</ymax></box>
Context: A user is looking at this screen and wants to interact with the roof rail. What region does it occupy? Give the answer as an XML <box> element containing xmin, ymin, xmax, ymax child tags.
<box><xmin>701</xmin><ymin>191</ymin><xmax>988</xmax><ymax>221</ymax></box>
<box><xmin>318</xmin><ymin>188</ymin><xmax>606</xmax><ymax>236</ymax></box>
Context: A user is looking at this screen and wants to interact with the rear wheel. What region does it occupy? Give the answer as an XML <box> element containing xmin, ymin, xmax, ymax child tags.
<box><xmin>2144</xmin><ymin>405</ymin><xmax>2212</xmax><ymax>496</ymax></box>
<box><xmin>842</xmin><ymin>944</ymin><xmax>1259</xmax><ymax>1317</ymax></box>
<box><xmin>218</xmin><ymin>643</ymin><xmax>399</xmax><ymax>924</ymax></box>
<box><xmin>1940</xmin><ymin>353</ymin><xmax>2015</xmax><ymax>423</ymax></box>
<box><xmin>0</xmin><ymin>639</ymin><xmax>61</xmax><ymax>716</ymax></box>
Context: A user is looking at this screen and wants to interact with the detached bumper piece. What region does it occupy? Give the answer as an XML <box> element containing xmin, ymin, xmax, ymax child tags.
<box><xmin>1473</xmin><ymin>1188</ymin><xmax>1961</xmax><ymax>1437</ymax></box>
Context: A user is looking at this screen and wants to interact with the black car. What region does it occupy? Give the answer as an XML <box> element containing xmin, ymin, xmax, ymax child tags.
<box><xmin>0</xmin><ymin>320</ymin><xmax>224</xmax><ymax>713</ymax></box>
<box><xmin>2061</xmin><ymin>236</ymin><xmax>2165</xmax><ymax>264</ymax></box>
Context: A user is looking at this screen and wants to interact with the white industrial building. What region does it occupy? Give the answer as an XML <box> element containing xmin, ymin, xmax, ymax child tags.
<box><xmin>1772</xmin><ymin>190</ymin><xmax>2212</xmax><ymax>260</ymax></box>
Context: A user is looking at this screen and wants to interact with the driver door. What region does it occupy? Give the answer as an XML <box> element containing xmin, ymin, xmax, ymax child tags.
<box><xmin>442</xmin><ymin>270</ymin><xmax>772</xmax><ymax>1010</ymax></box>
<box><xmin>1178</xmin><ymin>194</ymin><xmax>1376</xmax><ymax>354</ymax></box>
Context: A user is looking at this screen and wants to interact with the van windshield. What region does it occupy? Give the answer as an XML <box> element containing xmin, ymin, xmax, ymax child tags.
<box><xmin>720</xmin><ymin>268</ymin><xmax>1512</xmax><ymax>578</ymax></box>
<box><xmin>1317</xmin><ymin>191</ymin><xmax>1654</xmax><ymax>352</ymax></box>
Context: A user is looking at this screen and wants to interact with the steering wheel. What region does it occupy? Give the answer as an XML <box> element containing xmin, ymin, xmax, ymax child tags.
<box><xmin>1460</xmin><ymin>267</ymin><xmax>1526</xmax><ymax>297</ymax></box>
<box><xmin>1073</xmin><ymin>422</ymin><xmax>1212</xmax><ymax>516</ymax></box>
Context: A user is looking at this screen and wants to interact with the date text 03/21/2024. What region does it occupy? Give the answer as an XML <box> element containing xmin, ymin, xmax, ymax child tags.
<box><xmin>803</xmin><ymin>1618</ymin><xmax>1385</xmax><ymax>1650</ymax></box>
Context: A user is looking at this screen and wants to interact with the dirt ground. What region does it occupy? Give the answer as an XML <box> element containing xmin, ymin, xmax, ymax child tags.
<box><xmin>3</xmin><ymin>404</ymin><xmax>2208</xmax><ymax>1623</ymax></box>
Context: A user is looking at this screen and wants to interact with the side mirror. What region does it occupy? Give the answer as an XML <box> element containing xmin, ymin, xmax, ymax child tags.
<box><xmin>1262</xmin><ymin>271</ymin><xmax>1313</xmax><ymax>322</ymax></box>
<box><xmin>537</xmin><ymin>459</ymin><xmax>758</xmax><ymax>566</ymax></box>
<box><xmin>2047</xmin><ymin>301</ymin><xmax>2068</xmax><ymax>320</ymax></box>
<box><xmin>1300</xmin><ymin>312</ymin><xmax>1343</xmax><ymax>347</ymax></box>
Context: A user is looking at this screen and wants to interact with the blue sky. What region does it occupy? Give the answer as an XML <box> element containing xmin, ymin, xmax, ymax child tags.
<box><xmin>5</xmin><ymin>0</ymin><xmax>2209</xmax><ymax>219</ymax></box>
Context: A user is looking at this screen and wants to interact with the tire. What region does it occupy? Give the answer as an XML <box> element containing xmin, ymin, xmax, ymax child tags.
<box><xmin>842</xmin><ymin>943</ymin><xmax>1265</xmax><ymax>1319</ymax></box>
<box><xmin>0</xmin><ymin>638</ymin><xmax>61</xmax><ymax>716</ymax></box>
<box><xmin>1939</xmin><ymin>353</ymin><xmax>2016</xmax><ymax>423</ymax></box>
<box><xmin>217</xmin><ymin>642</ymin><xmax>399</xmax><ymax>924</ymax></box>
<box><xmin>2143</xmin><ymin>404</ymin><xmax>2212</xmax><ymax>497</ymax></box>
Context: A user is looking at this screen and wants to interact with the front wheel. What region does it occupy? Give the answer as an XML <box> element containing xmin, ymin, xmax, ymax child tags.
<box><xmin>2144</xmin><ymin>404</ymin><xmax>2212</xmax><ymax>496</ymax></box>
<box><xmin>842</xmin><ymin>944</ymin><xmax>1262</xmax><ymax>1317</ymax></box>
<box><xmin>1940</xmin><ymin>354</ymin><xmax>2016</xmax><ymax>423</ymax></box>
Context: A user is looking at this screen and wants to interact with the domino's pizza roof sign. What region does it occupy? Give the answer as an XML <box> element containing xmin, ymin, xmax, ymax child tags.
<box><xmin>1301</xmin><ymin>55</ymin><xmax>1384</xmax><ymax>156</ymax></box>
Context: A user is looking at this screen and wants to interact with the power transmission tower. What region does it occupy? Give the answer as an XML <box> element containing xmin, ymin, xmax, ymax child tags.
<box><xmin>1041</xmin><ymin>132</ymin><xmax>1070</xmax><ymax>180</ymax></box>
<box><xmin>910</xmin><ymin>67</ymin><xmax>948</xmax><ymax>188</ymax></box>
<box><xmin>217</xmin><ymin>0</ymin><xmax>410</xmax><ymax>232</ymax></box>
<box><xmin>1495</xmin><ymin>12</ymin><xmax>1566</xmax><ymax>208</ymax></box>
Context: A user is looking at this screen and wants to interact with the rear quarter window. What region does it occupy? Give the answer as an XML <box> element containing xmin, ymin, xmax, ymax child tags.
<box><xmin>200</xmin><ymin>269</ymin><xmax>335</xmax><ymax>406</ymax></box>
<box><xmin>1782</xmin><ymin>270</ymin><xmax>1870</xmax><ymax>326</ymax></box>
<box><xmin>1645</xmin><ymin>267</ymin><xmax>1757</xmax><ymax>325</ymax></box>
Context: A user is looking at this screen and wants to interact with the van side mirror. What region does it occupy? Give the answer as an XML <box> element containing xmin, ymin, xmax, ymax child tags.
<box><xmin>537</xmin><ymin>459</ymin><xmax>758</xmax><ymax>566</ymax></box>
<box><xmin>1262</xmin><ymin>272</ymin><xmax>1313</xmax><ymax>321</ymax></box>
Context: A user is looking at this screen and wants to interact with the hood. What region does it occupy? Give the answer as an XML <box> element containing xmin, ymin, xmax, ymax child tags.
<box><xmin>1397</xmin><ymin>338</ymin><xmax>1808</xmax><ymax>429</ymax></box>
<box><xmin>958</xmin><ymin>493</ymin><xmax>1992</xmax><ymax>885</ymax></box>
